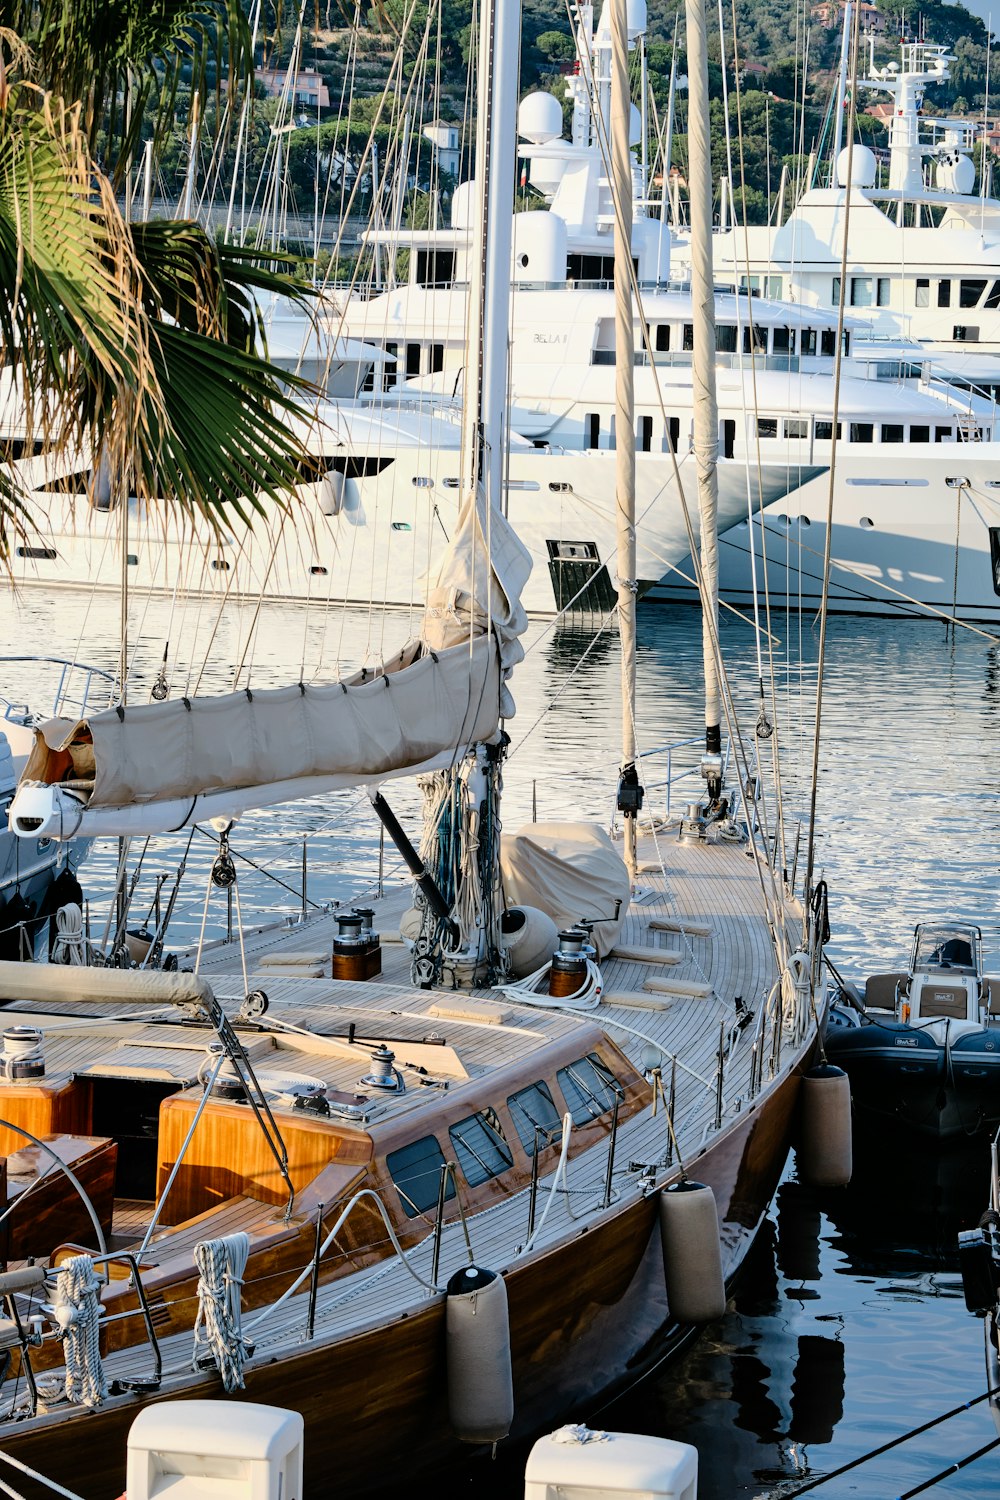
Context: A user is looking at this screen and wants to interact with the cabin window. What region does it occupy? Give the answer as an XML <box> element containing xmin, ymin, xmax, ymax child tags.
<box><xmin>387</xmin><ymin>1135</ymin><xmax>454</xmax><ymax>1217</ymax></box>
<box><xmin>881</xmin><ymin>424</ymin><xmax>904</xmax><ymax>442</ymax></box>
<box><xmin>665</xmin><ymin>416</ymin><xmax>680</xmax><ymax>453</ymax></box>
<box><xmin>801</xmin><ymin>329</ymin><xmax>817</xmax><ymax>356</ymax></box>
<box><xmin>953</xmin><ymin>325</ymin><xmax>979</xmax><ymax>342</ymax></box>
<box><xmin>960</xmin><ymin>279</ymin><xmax>988</xmax><ymax>308</ymax></box>
<box><xmin>586</xmin><ymin>413</ymin><xmax>600</xmax><ymax>450</ymax></box>
<box><xmin>849</xmin><ymin>422</ymin><xmax>874</xmax><ymax>443</ymax></box>
<box><xmin>831</xmin><ymin>276</ymin><xmax>841</xmax><ymax>305</ymax></box>
<box><xmin>915</xmin><ymin>278</ymin><xmax>930</xmax><ymax>307</ymax></box>
<box><xmin>655</xmin><ymin>324</ymin><xmax>670</xmax><ymax>352</ymax></box>
<box><xmin>430</xmin><ymin>343</ymin><xmax>444</xmax><ymax>373</ymax></box>
<box><xmin>877</xmin><ymin>278</ymin><xmax>891</xmax><ymax>306</ymax></box>
<box><xmin>849</xmin><ymin>277</ymin><xmax>873</xmax><ymax>308</ymax></box>
<box><xmin>814</xmin><ymin>419</ymin><xmax>841</xmax><ymax>441</ymax></box>
<box><xmin>638</xmin><ymin>415</ymin><xmax>653</xmax><ymax>452</ymax></box>
<box><xmin>722</xmin><ymin>419</ymin><xmax>735</xmax><ymax>458</ymax></box>
<box><xmin>405</xmin><ymin>343</ymin><xmax>421</xmax><ymax>377</ymax></box>
<box><xmin>682</xmin><ymin>324</ymin><xmax>695</xmax><ymax>351</ymax></box>
<box><xmin>772</xmin><ymin>327</ymin><xmax>794</xmax><ymax>353</ymax></box>
<box><xmin>310</xmin><ymin>565</ymin><xmax>328</xmax><ymax>576</ymax></box>
<box><xmin>784</xmin><ymin>419</ymin><xmax>808</xmax><ymax>439</ymax></box>
<box><xmin>211</xmin><ymin>559</ymin><xmax>230</xmax><ymax>571</ymax></box>
<box><xmin>935</xmin><ymin>426</ymin><xmax>954</xmax><ymax>443</ymax></box>
<box><xmin>756</xmin><ymin>417</ymin><xmax>778</xmax><ymax>439</ymax></box>
<box><xmin>986</xmin><ymin>281</ymin><xmax>1000</xmax><ymax>309</ymax></box>
<box><xmin>910</xmin><ymin>425</ymin><xmax>930</xmax><ymax>443</ymax></box>
<box><xmin>16</xmin><ymin>546</ymin><xmax>57</xmax><ymax>561</ymax></box>
<box><xmin>127</xmin><ymin>553</ymin><xmax>138</xmax><ymax>566</ymax></box>
<box><xmin>937</xmin><ymin>280</ymin><xmax>952</xmax><ymax>307</ymax></box>
<box><xmin>820</xmin><ymin>331</ymin><xmax>837</xmax><ymax>356</ymax></box>
<box><xmin>37</xmin><ymin>470</ymin><xmax>91</xmax><ymax>494</ymax></box>
<box><xmin>989</xmin><ymin>527</ymin><xmax>1000</xmax><ymax>595</ymax></box>
<box><xmin>765</xmin><ymin>275</ymin><xmax>783</xmax><ymax>299</ymax></box>
<box><xmin>715</xmin><ymin>324</ymin><xmax>738</xmax><ymax>353</ymax></box>
<box><xmin>507</xmin><ymin>1080</ymin><xmax>561</xmax><ymax>1155</ymax></box>
<box><xmin>743</xmin><ymin>325</ymin><xmax>767</xmax><ymax>353</ymax></box>
<box><xmin>557</xmin><ymin>1054</ymin><xmax>623</xmax><ymax>1126</ymax></box>
<box><xmin>449</xmin><ymin>1109</ymin><xmax>514</xmax><ymax>1187</ymax></box>
<box><xmin>385</xmin><ymin>342</ymin><xmax>398</xmax><ymax>389</ymax></box>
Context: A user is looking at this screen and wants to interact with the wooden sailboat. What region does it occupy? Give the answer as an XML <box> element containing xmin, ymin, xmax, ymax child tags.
<box><xmin>0</xmin><ymin>0</ymin><xmax>831</xmax><ymax>1491</ymax></box>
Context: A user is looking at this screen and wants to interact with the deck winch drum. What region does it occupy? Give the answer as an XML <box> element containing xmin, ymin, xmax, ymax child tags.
<box><xmin>549</xmin><ymin>927</ymin><xmax>591</xmax><ymax>998</ymax></box>
<box><xmin>658</xmin><ymin>1180</ymin><xmax>726</xmax><ymax>1324</ymax></box>
<box><xmin>445</xmin><ymin>1265</ymin><xmax>514</xmax><ymax>1443</ymax></box>
<box><xmin>0</xmin><ymin>1026</ymin><xmax>44</xmax><ymax>1081</ymax></box>
<box><xmin>332</xmin><ymin>908</ymin><xmax>382</xmax><ymax>980</ymax></box>
<box><xmin>797</xmin><ymin>1063</ymin><xmax>852</xmax><ymax>1188</ymax></box>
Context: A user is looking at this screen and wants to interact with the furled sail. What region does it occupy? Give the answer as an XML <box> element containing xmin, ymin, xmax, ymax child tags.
<box><xmin>10</xmin><ymin>494</ymin><xmax>531</xmax><ymax>841</ymax></box>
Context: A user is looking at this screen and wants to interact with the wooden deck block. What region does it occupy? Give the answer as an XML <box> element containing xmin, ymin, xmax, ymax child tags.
<box><xmin>648</xmin><ymin>918</ymin><xmax>712</xmax><ymax>938</ymax></box>
<box><xmin>427</xmin><ymin>997</ymin><xmax>513</xmax><ymax>1026</ymax></box>
<box><xmin>603</xmin><ymin>992</ymin><xmax>673</xmax><ymax>1011</ymax></box>
<box><xmin>643</xmin><ymin>976</ymin><xmax>713</xmax><ymax>999</ymax></box>
<box><xmin>258</xmin><ymin>950</ymin><xmax>329</xmax><ymax>968</ymax></box>
<box><xmin>610</xmin><ymin>943</ymin><xmax>682</xmax><ymax>965</ymax></box>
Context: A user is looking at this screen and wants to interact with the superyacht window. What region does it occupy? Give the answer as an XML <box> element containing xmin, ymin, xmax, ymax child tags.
<box><xmin>814</xmin><ymin>419</ymin><xmax>841</xmax><ymax>440</ymax></box>
<box><xmin>449</xmin><ymin>1109</ymin><xmax>514</xmax><ymax>1188</ymax></box>
<box><xmin>881</xmin><ymin>423</ymin><xmax>904</xmax><ymax>442</ymax></box>
<box><xmin>756</xmin><ymin>417</ymin><xmax>779</xmax><ymax>438</ymax></box>
<box><xmin>960</xmin><ymin>279</ymin><xmax>988</xmax><ymax>308</ymax></box>
<box><xmin>910</xmin><ymin>425</ymin><xmax>930</xmax><ymax>442</ymax></box>
<box><xmin>638</xmin><ymin>415</ymin><xmax>653</xmax><ymax>452</ymax></box>
<box><xmin>935</xmin><ymin>425</ymin><xmax>954</xmax><ymax>442</ymax></box>
<box><xmin>557</xmin><ymin>1054</ymin><xmax>623</xmax><ymax>1126</ymax></box>
<box><xmin>655</xmin><ymin>323</ymin><xmax>670</xmax><ymax>352</ymax></box>
<box><xmin>784</xmin><ymin>418</ymin><xmax>809</xmax><ymax>439</ymax></box>
<box><xmin>987</xmin><ymin>281</ymin><xmax>1000</xmax><ymax>309</ymax></box>
<box><xmin>507</xmin><ymin>1081</ymin><xmax>561</xmax><ymax>1154</ymax></box>
<box><xmin>850</xmin><ymin>422</ymin><xmax>874</xmax><ymax>443</ymax></box>
<box><xmin>586</xmin><ymin>413</ymin><xmax>600</xmax><ymax>450</ymax></box>
<box><xmin>850</xmin><ymin>277</ymin><xmax>874</xmax><ymax>307</ymax></box>
<box><xmin>682</xmin><ymin>323</ymin><xmax>695</xmax><ymax>351</ymax></box>
<box><xmin>937</xmin><ymin>280</ymin><xmax>952</xmax><ymax>307</ymax></box>
<box><xmin>989</xmin><ymin>527</ymin><xmax>1000</xmax><ymax>595</ymax></box>
<box><xmin>916</xmin><ymin>278</ymin><xmax>930</xmax><ymax>307</ymax></box>
<box><xmin>772</xmin><ymin>327</ymin><xmax>795</xmax><ymax>353</ymax></box>
<box><xmin>743</xmin><ymin>325</ymin><xmax>767</xmax><ymax>353</ymax></box>
<box><xmin>715</xmin><ymin>324</ymin><xmax>738</xmax><ymax>353</ymax></box>
<box><xmin>832</xmin><ymin>276</ymin><xmax>841</xmax><ymax>305</ymax></box>
<box><xmin>820</xmin><ymin>330</ymin><xmax>837</xmax><ymax>356</ymax></box>
<box><xmin>877</xmin><ymin>278</ymin><xmax>891</xmax><ymax>306</ymax></box>
<box><xmin>388</xmin><ymin>1136</ymin><xmax>454</xmax><ymax>1217</ymax></box>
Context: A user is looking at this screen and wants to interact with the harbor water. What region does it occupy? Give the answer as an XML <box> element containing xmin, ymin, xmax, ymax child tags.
<box><xmin>1</xmin><ymin>585</ymin><xmax>998</xmax><ymax>1498</ymax></box>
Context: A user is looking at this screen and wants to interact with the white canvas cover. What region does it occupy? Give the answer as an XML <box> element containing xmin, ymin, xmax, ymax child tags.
<box><xmin>14</xmin><ymin>491</ymin><xmax>532</xmax><ymax>825</ymax></box>
<box><xmin>500</xmin><ymin>822</ymin><xmax>630</xmax><ymax>958</ymax></box>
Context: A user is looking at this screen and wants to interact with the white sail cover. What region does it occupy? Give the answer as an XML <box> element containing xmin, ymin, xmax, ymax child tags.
<box><xmin>500</xmin><ymin>822</ymin><xmax>631</xmax><ymax>958</ymax></box>
<box><xmin>11</xmin><ymin>493</ymin><xmax>531</xmax><ymax>837</ymax></box>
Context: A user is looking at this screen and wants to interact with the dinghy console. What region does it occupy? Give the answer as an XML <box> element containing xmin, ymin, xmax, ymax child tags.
<box><xmin>897</xmin><ymin>923</ymin><xmax>986</xmax><ymax>1040</ymax></box>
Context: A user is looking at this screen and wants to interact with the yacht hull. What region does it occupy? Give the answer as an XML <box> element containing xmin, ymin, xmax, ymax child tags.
<box><xmin>649</xmin><ymin>450</ymin><xmax>1000</xmax><ymax>621</ymax></box>
<box><xmin>0</xmin><ymin>1061</ymin><xmax>807</xmax><ymax>1497</ymax></box>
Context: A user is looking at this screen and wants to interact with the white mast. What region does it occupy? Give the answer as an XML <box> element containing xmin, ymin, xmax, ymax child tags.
<box><xmin>609</xmin><ymin>0</ymin><xmax>639</xmax><ymax>881</ymax></box>
<box><xmin>831</xmin><ymin>1</ymin><xmax>852</xmax><ymax>184</ymax></box>
<box><xmin>684</xmin><ymin>0</ymin><xmax>722</xmax><ymax>770</ymax></box>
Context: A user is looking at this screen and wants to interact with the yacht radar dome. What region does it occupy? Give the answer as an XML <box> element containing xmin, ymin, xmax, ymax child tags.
<box><xmin>518</xmin><ymin>92</ymin><xmax>563</xmax><ymax>145</ymax></box>
<box><xmin>836</xmin><ymin>144</ymin><xmax>877</xmax><ymax>188</ymax></box>
<box><xmin>451</xmin><ymin>180</ymin><xmax>475</xmax><ymax>230</ymax></box>
<box><xmin>936</xmin><ymin>152</ymin><xmax>975</xmax><ymax>194</ymax></box>
<box><xmin>596</xmin><ymin>0</ymin><xmax>647</xmax><ymax>41</ymax></box>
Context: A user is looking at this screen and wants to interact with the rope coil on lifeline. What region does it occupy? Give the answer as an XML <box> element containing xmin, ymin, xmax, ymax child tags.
<box><xmin>53</xmin><ymin>1255</ymin><xmax>107</xmax><ymax>1408</ymax></box>
<box><xmin>192</xmin><ymin>1232</ymin><xmax>251</xmax><ymax>1392</ymax></box>
<box><xmin>51</xmin><ymin>904</ymin><xmax>87</xmax><ymax>967</ymax></box>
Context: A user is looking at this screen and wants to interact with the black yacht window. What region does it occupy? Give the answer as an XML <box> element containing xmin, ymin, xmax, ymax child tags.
<box><xmin>820</xmin><ymin>330</ymin><xmax>837</xmax><ymax>356</ymax></box>
<box><xmin>960</xmin><ymin>279</ymin><xmax>988</xmax><ymax>308</ymax></box>
<box><xmin>986</xmin><ymin>281</ymin><xmax>1000</xmax><ymax>309</ymax></box>
<box><xmin>850</xmin><ymin>423</ymin><xmax>874</xmax><ymax>443</ymax></box>
<box><xmin>586</xmin><ymin>413</ymin><xmax>600</xmax><ymax>449</ymax></box>
<box><xmin>801</xmin><ymin>329</ymin><xmax>817</xmax><ymax>355</ymax></box>
<box><xmin>881</xmin><ymin>424</ymin><xmax>904</xmax><ymax>442</ymax></box>
<box><xmin>772</xmin><ymin>327</ymin><xmax>794</xmax><ymax>353</ymax></box>
<box><xmin>953</xmin><ymin>326</ymin><xmax>979</xmax><ymax>342</ymax></box>
<box><xmin>449</xmin><ymin>1109</ymin><xmax>514</xmax><ymax>1187</ymax></box>
<box><xmin>989</xmin><ymin>527</ymin><xmax>1000</xmax><ymax>595</ymax></box>
<box><xmin>910</xmin><ymin>425</ymin><xmax>930</xmax><ymax>443</ymax></box>
<box><xmin>722</xmin><ymin>419</ymin><xmax>735</xmax><ymax>458</ymax></box>
<box><xmin>715</xmin><ymin>324</ymin><xmax>738</xmax><ymax>353</ymax></box>
<box><xmin>557</xmin><ymin>1054</ymin><xmax>623</xmax><ymax>1126</ymax></box>
<box><xmin>388</xmin><ymin>1135</ymin><xmax>454</xmax><ymax>1217</ymax></box>
<box><xmin>682</xmin><ymin>324</ymin><xmax>695</xmax><ymax>351</ymax></box>
<box><xmin>743</xmin><ymin>325</ymin><xmax>767</xmax><ymax>353</ymax></box>
<box><xmin>655</xmin><ymin>324</ymin><xmax>670</xmax><ymax>352</ymax></box>
<box><xmin>638</xmin><ymin>415</ymin><xmax>653</xmax><ymax>452</ymax></box>
<box><xmin>935</xmin><ymin>426</ymin><xmax>954</xmax><ymax>442</ymax></box>
<box><xmin>814</xmin><ymin>420</ymin><xmax>841</xmax><ymax>440</ymax></box>
<box><xmin>430</xmin><ymin>343</ymin><xmax>444</xmax><ymax>373</ymax></box>
<box><xmin>405</xmin><ymin>343</ymin><xmax>421</xmax><ymax>377</ymax></box>
<box><xmin>937</xmin><ymin>280</ymin><xmax>952</xmax><ymax>307</ymax></box>
<box><xmin>507</xmin><ymin>1081</ymin><xmax>561</xmax><ymax>1154</ymax></box>
<box><xmin>756</xmin><ymin>417</ymin><xmax>778</xmax><ymax>438</ymax></box>
<box><xmin>665</xmin><ymin>416</ymin><xmax>680</xmax><ymax>452</ymax></box>
<box><xmin>16</xmin><ymin>546</ymin><xmax>56</xmax><ymax>561</ymax></box>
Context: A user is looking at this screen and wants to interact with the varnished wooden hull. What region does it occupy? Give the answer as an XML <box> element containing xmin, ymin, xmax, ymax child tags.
<box><xmin>0</xmin><ymin>1063</ymin><xmax>805</xmax><ymax>1498</ymax></box>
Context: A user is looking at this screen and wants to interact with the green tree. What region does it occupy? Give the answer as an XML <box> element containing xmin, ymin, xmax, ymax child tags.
<box><xmin>0</xmin><ymin>0</ymin><xmax>318</xmax><ymax>558</ymax></box>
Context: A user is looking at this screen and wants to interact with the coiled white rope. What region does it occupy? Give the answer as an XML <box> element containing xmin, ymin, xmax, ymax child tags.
<box><xmin>193</xmin><ymin>1232</ymin><xmax>250</xmax><ymax>1392</ymax></box>
<box><xmin>497</xmin><ymin>959</ymin><xmax>604</xmax><ymax>1011</ymax></box>
<box><xmin>53</xmin><ymin>1255</ymin><xmax>107</xmax><ymax>1408</ymax></box>
<box><xmin>51</xmin><ymin>904</ymin><xmax>86</xmax><ymax>967</ymax></box>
